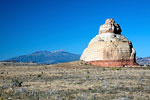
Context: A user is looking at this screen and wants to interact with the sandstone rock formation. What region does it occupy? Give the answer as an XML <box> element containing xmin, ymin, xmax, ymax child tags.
<box><xmin>80</xmin><ymin>19</ymin><xmax>138</xmax><ymax>67</ymax></box>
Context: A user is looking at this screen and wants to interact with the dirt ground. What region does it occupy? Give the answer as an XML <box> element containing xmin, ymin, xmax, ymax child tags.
<box><xmin>0</xmin><ymin>61</ymin><xmax>150</xmax><ymax>100</ymax></box>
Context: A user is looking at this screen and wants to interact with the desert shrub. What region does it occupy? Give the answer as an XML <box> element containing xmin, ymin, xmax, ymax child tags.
<box><xmin>37</xmin><ymin>74</ymin><xmax>42</xmax><ymax>78</ymax></box>
<box><xmin>15</xmin><ymin>88</ymin><xmax>28</xmax><ymax>94</ymax></box>
<box><xmin>0</xmin><ymin>97</ymin><xmax>4</xmax><ymax>100</ymax></box>
<box><xmin>79</xmin><ymin>60</ymin><xmax>86</xmax><ymax>65</ymax></box>
<box><xmin>109</xmin><ymin>67</ymin><xmax>122</xmax><ymax>70</ymax></box>
<box><xmin>11</xmin><ymin>79</ymin><xmax>23</xmax><ymax>87</ymax></box>
<box><xmin>79</xmin><ymin>60</ymin><xmax>92</xmax><ymax>66</ymax></box>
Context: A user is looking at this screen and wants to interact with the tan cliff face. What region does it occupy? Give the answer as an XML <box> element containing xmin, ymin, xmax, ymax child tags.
<box><xmin>80</xmin><ymin>19</ymin><xmax>138</xmax><ymax>67</ymax></box>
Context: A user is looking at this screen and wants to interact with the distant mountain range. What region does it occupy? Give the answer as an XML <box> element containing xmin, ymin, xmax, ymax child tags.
<box><xmin>3</xmin><ymin>50</ymin><xmax>150</xmax><ymax>65</ymax></box>
<box><xmin>136</xmin><ymin>57</ymin><xmax>150</xmax><ymax>65</ymax></box>
<box><xmin>4</xmin><ymin>50</ymin><xmax>80</xmax><ymax>64</ymax></box>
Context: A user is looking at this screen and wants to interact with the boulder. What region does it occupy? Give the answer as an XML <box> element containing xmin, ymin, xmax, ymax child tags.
<box><xmin>80</xmin><ymin>19</ymin><xmax>138</xmax><ymax>67</ymax></box>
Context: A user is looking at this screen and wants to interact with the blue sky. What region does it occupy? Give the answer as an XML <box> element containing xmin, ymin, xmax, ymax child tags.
<box><xmin>0</xmin><ymin>0</ymin><xmax>150</xmax><ymax>60</ymax></box>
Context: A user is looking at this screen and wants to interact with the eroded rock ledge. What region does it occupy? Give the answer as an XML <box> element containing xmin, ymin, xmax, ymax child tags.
<box><xmin>80</xmin><ymin>19</ymin><xmax>138</xmax><ymax>67</ymax></box>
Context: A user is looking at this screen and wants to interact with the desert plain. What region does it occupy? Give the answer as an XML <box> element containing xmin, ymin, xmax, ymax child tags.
<box><xmin>0</xmin><ymin>61</ymin><xmax>150</xmax><ymax>100</ymax></box>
